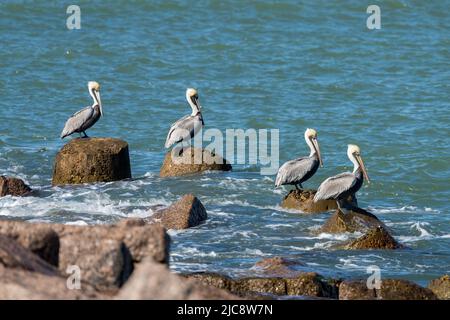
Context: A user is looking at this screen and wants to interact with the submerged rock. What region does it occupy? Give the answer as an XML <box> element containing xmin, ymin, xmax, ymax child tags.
<box><xmin>116</xmin><ymin>258</ymin><xmax>238</xmax><ymax>300</ymax></box>
<box><xmin>150</xmin><ymin>194</ymin><xmax>207</xmax><ymax>230</ymax></box>
<box><xmin>280</xmin><ymin>189</ymin><xmax>341</xmax><ymax>213</ymax></box>
<box><xmin>339</xmin><ymin>279</ymin><xmax>437</xmax><ymax>300</ymax></box>
<box><xmin>428</xmin><ymin>275</ymin><xmax>450</xmax><ymax>300</ymax></box>
<box><xmin>185</xmin><ymin>272</ymin><xmax>339</xmax><ymax>299</ymax></box>
<box><xmin>0</xmin><ymin>176</ymin><xmax>32</xmax><ymax>197</ymax></box>
<box><xmin>319</xmin><ymin>208</ymin><xmax>387</xmax><ymax>234</ymax></box>
<box><xmin>160</xmin><ymin>147</ymin><xmax>231</xmax><ymax>177</ymax></box>
<box><xmin>52</xmin><ymin>137</ymin><xmax>132</xmax><ymax>185</ymax></box>
<box><xmin>253</xmin><ymin>257</ymin><xmax>305</xmax><ymax>277</ymax></box>
<box><xmin>0</xmin><ymin>220</ymin><xmax>60</xmax><ymax>266</ymax></box>
<box><xmin>345</xmin><ymin>226</ymin><xmax>403</xmax><ymax>250</ymax></box>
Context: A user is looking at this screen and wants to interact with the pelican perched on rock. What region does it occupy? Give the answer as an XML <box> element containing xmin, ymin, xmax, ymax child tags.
<box><xmin>61</xmin><ymin>81</ymin><xmax>102</xmax><ymax>139</ymax></box>
<box><xmin>165</xmin><ymin>88</ymin><xmax>204</xmax><ymax>149</ymax></box>
<box><xmin>275</xmin><ymin>128</ymin><xmax>323</xmax><ymax>190</ymax></box>
<box><xmin>314</xmin><ymin>144</ymin><xmax>370</xmax><ymax>212</ymax></box>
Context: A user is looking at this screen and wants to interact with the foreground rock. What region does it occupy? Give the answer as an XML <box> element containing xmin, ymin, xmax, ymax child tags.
<box><xmin>0</xmin><ymin>221</ymin><xmax>59</xmax><ymax>266</ymax></box>
<box><xmin>428</xmin><ymin>275</ymin><xmax>450</xmax><ymax>299</ymax></box>
<box><xmin>186</xmin><ymin>272</ymin><xmax>339</xmax><ymax>299</ymax></box>
<box><xmin>319</xmin><ymin>208</ymin><xmax>387</xmax><ymax>234</ymax></box>
<box><xmin>160</xmin><ymin>147</ymin><xmax>231</xmax><ymax>177</ymax></box>
<box><xmin>150</xmin><ymin>194</ymin><xmax>207</xmax><ymax>230</ymax></box>
<box><xmin>0</xmin><ymin>176</ymin><xmax>32</xmax><ymax>197</ymax></box>
<box><xmin>281</xmin><ymin>189</ymin><xmax>341</xmax><ymax>213</ymax></box>
<box><xmin>0</xmin><ymin>236</ymin><xmax>102</xmax><ymax>299</ymax></box>
<box><xmin>117</xmin><ymin>258</ymin><xmax>238</xmax><ymax>300</ymax></box>
<box><xmin>344</xmin><ymin>226</ymin><xmax>403</xmax><ymax>249</ymax></box>
<box><xmin>1</xmin><ymin>219</ymin><xmax>170</xmax><ymax>293</ymax></box>
<box><xmin>58</xmin><ymin>234</ymin><xmax>133</xmax><ymax>293</ymax></box>
<box><xmin>52</xmin><ymin>137</ymin><xmax>132</xmax><ymax>185</ymax></box>
<box><xmin>0</xmin><ymin>265</ymin><xmax>103</xmax><ymax>299</ymax></box>
<box><xmin>339</xmin><ymin>279</ymin><xmax>437</xmax><ymax>300</ymax></box>
<box><xmin>0</xmin><ymin>235</ymin><xmax>57</xmax><ymax>276</ymax></box>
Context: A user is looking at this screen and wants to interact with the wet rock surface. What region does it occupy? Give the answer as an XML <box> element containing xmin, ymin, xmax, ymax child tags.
<box><xmin>339</xmin><ymin>279</ymin><xmax>437</xmax><ymax>300</ymax></box>
<box><xmin>117</xmin><ymin>258</ymin><xmax>238</xmax><ymax>300</ymax></box>
<box><xmin>160</xmin><ymin>147</ymin><xmax>231</xmax><ymax>177</ymax></box>
<box><xmin>52</xmin><ymin>137</ymin><xmax>132</xmax><ymax>185</ymax></box>
<box><xmin>185</xmin><ymin>271</ymin><xmax>339</xmax><ymax>299</ymax></box>
<box><xmin>0</xmin><ymin>176</ymin><xmax>32</xmax><ymax>197</ymax></box>
<box><xmin>428</xmin><ymin>275</ymin><xmax>450</xmax><ymax>300</ymax></box>
<box><xmin>319</xmin><ymin>208</ymin><xmax>387</xmax><ymax>234</ymax></box>
<box><xmin>150</xmin><ymin>194</ymin><xmax>207</xmax><ymax>230</ymax></box>
<box><xmin>281</xmin><ymin>189</ymin><xmax>339</xmax><ymax>213</ymax></box>
<box><xmin>345</xmin><ymin>226</ymin><xmax>403</xmax><ymax>249</ymax></box>
<box><xmin>253</xmin><ymin>257</ymin><xmax>305</xmax><ymax>277</ymax></box>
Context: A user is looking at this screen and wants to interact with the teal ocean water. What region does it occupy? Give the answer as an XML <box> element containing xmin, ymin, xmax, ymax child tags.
<box><xmin>0</xmin><ymin>1</ymin><xmax>449</xmax><ymax>286</ymax></box>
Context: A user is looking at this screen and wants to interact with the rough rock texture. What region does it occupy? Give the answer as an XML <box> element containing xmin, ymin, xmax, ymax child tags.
<box><xmin>0</xmin><ymin>265</ymin><xmax>103</xmax><ymax>300</ymax></box>
<box><xmin>345</xmin><ymin>226</ymin><xmax>403</xmax><ymax>249</ymax></box>
<box><xmin>0</xmin><ymin>219</ymin><xmax>170</xmax><ymax>294</ymax></box>
<box><xmin>0</xmin><ymin>176</ymin><xmax>32</xmax><ymax>197</ymax></box>
<box><xmin>339</xmin><ymin>279</ymin><xmax>437</xmax><ymax>300</ymax></box>
<box><xmin>0</xmin><ymin>235</ymin><xmax>58</xmax><ymax>276</ymax></box>
<box><xmin>253</xmin><ymin>257</ymin><xmax>305</xmax><ymax>277</ymax></box>
<box><xmin>281</xmin><ymin>189</ymin><xmax>340</xmax><ymax>213</ymax></box>
<box><xmin>428</xmin><ymin>275</ymin><xmax>450</xmax><ymax>300</ymax></box>
<box><xmin>52</xmin><ymin>222</ymin><xmax>170</xmax><ymax>265</ymax></box>
<box><xmin>160</xmin><ymin>147</ymin><xmax>231</xmax><ymax>177</ymax></box>
<box><xmin>116</xmin><ymin>258</ymin><xmax>238</xmax><ymax>300</ymax></box>
<box><xmin>52</xmin><ymin>137</ymin><xmax>132</xmax><ymax>185</ymax></box>
<box><xmin>0</xmin><ymin>220</ymin><xmax>60</xmax><ymax>266</ymax></box>
<box><xmin>185</xmin><ymin>272</ymin><xmax>339</xmax><ymax>299</ymax></box>
<box><xmin>150</xmin><ymin>194</ymin><xmax>207</xmax><ymax>230</ymax></box>
<box><xmin>319</xmin><ymin>208</ymin><xmax>387</xmax><ymax>234</ymax></box>
<box><xmin>58</xmin><ymin>233</ymin><xmax>133</xmax><ymax>293</ymax></box>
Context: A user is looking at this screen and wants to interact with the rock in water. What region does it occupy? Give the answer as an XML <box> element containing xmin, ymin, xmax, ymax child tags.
<box><xmin>345</xmin><ymin>226</ymin><xmax>403</xmax><ymax>249</ymax></box>
<box><xmin>160</xmin><ymin>147</ymin><xmax>231</xmax><ymax>177</ymax></box>
<box><xmin>319</xmin><ymin>208</ymin><xmax>387</xmax><ymax>234</ymax></box>
<box><xmin>52</xmin><ymin>138</ymin><xmax>131</xmax><ymax>185</ymax></box>
<box><xmin>428</xmin><ymin>275</ymin><xmax>450</xmax><ymax>300</ymax></box>
<box><xmin>150</xmin><ymin>194</ymin><xmax>207</xmax><ymax>230</ymax></box>
<box><xmin>0</xmin><ymin>176</ymin><xmax>32</xmax><ymax>197</ymax></box>
<box><xmin>281</xmin><ymin>189</ymin><xmax>340</xmax><ymax>213</ymax></box>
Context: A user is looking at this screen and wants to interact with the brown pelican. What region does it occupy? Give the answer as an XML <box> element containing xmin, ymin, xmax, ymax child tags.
<box><xmin>60</xmin><ymin>81</ymin><xmax>102</xmax><ymax>139</ymax></box>
<box><xmin>275</xmin><ymin>128</ymin><xmax>323</xmax><ymax>190</ymax></box>
<box><xmin>164</xmin><ymin>88</ymin><xmax>204</xmax><ymax>149</ymax></box>
<box><xmin>314</xmin><ymin>144</ymin><xmax>370</xmax><ymax>212</ymax></box>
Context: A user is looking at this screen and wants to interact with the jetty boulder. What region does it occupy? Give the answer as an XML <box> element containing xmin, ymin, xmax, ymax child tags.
<box><xmin>160</xmin><ymin>147</ymin><xmax>231</xmax><ymax>177</ymax></box>
<box><xmin>339</xmin><ymin>279</ymin><xmax>437</xmax><ymax>300</ymax></box>
<box><xmin>0</xmin><ymin>220</ymin><xmax>60</xmax><ymax>266</ymax></box>
<box><xmin>52</xmin><ymin>138</ymin><xmax>131</xmax><ymax>185</ymax></box>
<box><xmin>150</xmin><ymin>194</ymin><xmax>207</xmax><ymax>230</ymax></box>
<box><xmin>0</xmin><ymin>176</ymin><xmax>32</xmax><ymax>197</ymax></box>
<box><xmin>281</xmin><ymin>189</ymin><xmax>343</xmax><ymax>213</ymax></box>
<box><xmin>116</xmin><ymin>258</ymin><xmax>238</xmax><ymax>300</ymax></box>
<box><xmin>319</xmin><ymin>208</ymin><xmax>387</xmax><ymax>234</ymax></box>
<box><xmin>345</xmin><ymin>226</ymin><xmax>402</xmax><ymax>250</ymax></box>
<box><xmin>428</xmin><ymin>275</ymin><xmax>450</xmax><ymax>300</ymax></box>
<box><xmin>185</xmin><ymin>272</ymin><xmax>339</xmax><ymax>299</ymax></box>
